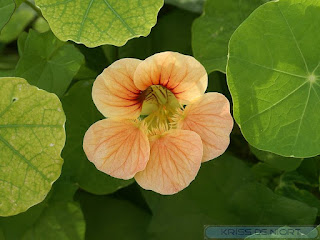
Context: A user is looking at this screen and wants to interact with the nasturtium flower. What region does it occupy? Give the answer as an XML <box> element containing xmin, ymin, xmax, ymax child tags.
<box><xmin>83</xmin><ymin>52</ymin><xmax>233</xmax><ymax>195</ymax></box>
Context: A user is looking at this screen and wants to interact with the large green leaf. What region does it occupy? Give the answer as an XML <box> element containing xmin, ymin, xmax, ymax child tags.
<box><xmin>227</xmin><ymin>0</ymin><xmax>320</xmax><ymax>157</ymax></box>
<box><xmin>192</xmin><ymin>0</ymin><xmax>266</xmax><ymax>73</ymax></box>
<box><xmin>142</xmin><ymin>154</ymin><xmax>317</xmax><ymax>240</ymax></box>
<box><xmin>165</xmin><ymin>0</ymin><xmax>204</xmax><ymax>13</ymax></box>
<box><xmin>0</xmin><ymin>4</ymin><xmax>35</xmax><ymax>43</ymax></box>
<box><xmin>61</xmin><ymin>80</ymin><xmax>133</xmax><ymax>195</ymax></box>
<box><xmin>0</xmin><ymin>0</ymin><xmax>15</xmax><ymax>32</ymax></box>
<box><xmin>0</xmin><ymin>77</ymin><xmax>65</xmax><ymax>216</ymax></box>
<box><xmin>0</xmin><ymin>181</ymin><xmax>85</xmax><ymax>240</ymax></box>
<box><xmin>76</xmin><ymin>191</ymin><xmax>151</xmax><ymax>240</ymax></box>
<box><xmin>35</xmin><ymin>0</ymin><xmax>164</xmax><ymax>47</ymax></box>
<box><xmin>15</xmin><ymin>30</ymin><xmax>84</xmax><ymax>97</ymax></box>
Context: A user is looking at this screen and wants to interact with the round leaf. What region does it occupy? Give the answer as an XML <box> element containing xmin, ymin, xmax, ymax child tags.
<box><xmin>15</xmin><ymin>30</ymin><xmax>85</xmax><ymax>97</ymax></box>
<box><xmin>227</xmin><ymin>0</ymin><xmax>320</xmax><ymax>157</ymax></box>
<box><xmin>0</xmin><ymin>77</ymin><xmax>65</xmax><ymax>216</ymax></box>
<box><xmin>35</xmin><ymin>0</ymin><xmax>164</xmax><ymax>47</ymax></box>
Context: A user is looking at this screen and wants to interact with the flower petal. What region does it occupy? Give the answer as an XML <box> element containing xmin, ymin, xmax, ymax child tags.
<box><xmin>83</xmin><ymin>119</ymin><xmax>150</xmax><ymax>180</ymax></box>
<box><xmin>133</xmin><ymin>52</ymin><xmax>208</xmax><ymax>104</ymax></box>
<box><xmin>177</xmin><ymin>92</ymin><xmax>233</xmax><ymax>162</ymax></box>
<box><xmin>135</xmin><ymin>129</ymin><xmax>203</xmax><ymax>195</ymax></box>
<box><xmin>92</xmin><ymin>58</ymin><xmax>143</xmax><ymax>119</ymax></box>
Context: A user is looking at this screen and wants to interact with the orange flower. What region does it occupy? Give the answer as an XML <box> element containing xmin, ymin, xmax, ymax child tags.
<box><xmin>83</xmin><ymin>52</ymin><xmax>233</xmax><ymax>195</ymax></box>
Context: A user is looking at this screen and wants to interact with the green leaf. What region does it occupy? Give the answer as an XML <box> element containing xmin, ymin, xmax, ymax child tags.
<box><xmin>61</xmin><ymin>80</ymin><xmax>133</xmax><ymax>195</ymax></box>
<box><xmin>35</xmin><ymin>0</ymin><xmax>164</xmax><ymax>47</ymax></box>
<box><xmin>251</xmin><ymin>162</ymin><xmax>281</xmax><ymax>188</ymax></box>
<box><xmin>22</xmin><ymin>200</ymin><xmax>84</xmax><ymax>240</ymax></box>
<box><xmin>14</xmin><ymin>0</ymin><xmax>24</xmax><ymax>7</ymax></box>
<box><xmin>101</xmin><ymin>45</ymin><xmax>118</xmax><ymax>64</ymax></box>
<box><xmin>165</xmin><ymin>0</ymin><xmax>204</xmax><ymax>13</ymax></box>
<box><xmin>250</xmin><ymin>146</ymin><xmax>303</xmax><ymax>171</ymax></box>
<box><xmin>74</xmin><ymin>45</ymin><xmax>116</xmax><ymax>81</ymax></box>
<box><xmin>73</xmin><ymin>65</ymin><xmax>98</xmax><ymax>81</ymax></box>
<box><xmin>298</xmin><ymin>158</ymin><xmax>320</xmax><ymax>187</ymax></box>
<box><xmin>274</xmin><ymin>158</ymin><xmax>320</xmax><ymax>215</ymax></box>
<box><xmin>279</xmin><ymin>158</ymin><xmax>320</xmax><ymax>188</ymax></box>
<box><xmin>15</xmin><ymin>30</ymin><xmax>84</xmax><ymax>97</ymax></box>
<box><xmin>0</xmin><ymin>4</ymin><xmax>35</xmax><ymax>43</ymax></box>
<box><xmin>76</xmin><ymin>191</ymin><xmax>151</xmax><ymax>240</ymax></box>
<box><xmin>0</xmin><ymin>77</ymin><xmax>66</xmax><ymax>216</ymax></box>
<box><xmin>17</xmin><ymin>31</ymin><xmax>27</xmax><ymax>56</ymax></box>
<box><xmin>119</xmin><ymin>8</ymin><xmax>197</xmax><ymax>59</ymax></box>
<box><xmin>0</xmin><ymin>194</ymin><xmax>48</xmax><ymax>239</ymax></box>
<box><xmin>22</xmin><ymin>202</ymin><xmax>84</xmax><ymax>240</ymax></box>
<box><xmin>192</xmin><ymin>0</ymin><xmax>266</xmax><ymax>73</ymax></box>
<box><xmin>0</xmin><ymin>181</ymin><xmax>85</xmax><ymax>240</ymax></box>
<box><xmin>142</xmin><ymin>154</ymin><xmax>317</xmax><ymax>240</ymax></box>
<box><xmin>276</xmin><ymin>183</ymin><xmax>320</xmax><ymax>216</ymax></box>
<box><xmin>145</xmin><ymin>8</ymin><xmax>196</xmax><ymax>54</ymax></box>
<box><xmin>0</xmin><ymin>0</ymin><xmax>15</xmax><ymax>32</ymax></box>
<box><xmin>76</xmin><ymin>45</ymin><xmax>109</xmax><ymax>75</ymax></box>
<box><xmin>227</xmin><ymin>0</ymin><xmax>320</xmax><ymax>157</ymax></box>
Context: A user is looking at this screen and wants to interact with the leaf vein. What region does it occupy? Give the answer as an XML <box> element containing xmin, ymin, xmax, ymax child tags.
<box><xmin>0</xmin><ymin>135</ymin><xmax>50</xmax><ymax>182</ymax></box>
<box><xmin>102</xmin><ymin>0</ymin><xmax>136</xmax><ymax>35</ymax></box>
<box><xmin>242</xmin><ymin>81</ymin><xmax>308</xmax><ymax>125</ymax></box>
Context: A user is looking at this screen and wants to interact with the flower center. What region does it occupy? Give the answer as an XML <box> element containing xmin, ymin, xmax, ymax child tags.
<box><xmin>140</xmin><ymin>85</ymin><xmax>181</xmax><ymax>135</ymax></box>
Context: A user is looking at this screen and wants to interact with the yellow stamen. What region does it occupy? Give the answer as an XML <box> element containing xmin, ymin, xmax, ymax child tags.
<box><xmin>140</xmin><ymin>85</ymin><xmax>182</xmax><ymax>135</ymax></box>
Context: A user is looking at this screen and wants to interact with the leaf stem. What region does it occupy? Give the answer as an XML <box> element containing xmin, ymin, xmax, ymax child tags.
<box><xmin>23</xmin><ymin>0</ymin><xmax>43</xmax><ymax>17</ymax></box>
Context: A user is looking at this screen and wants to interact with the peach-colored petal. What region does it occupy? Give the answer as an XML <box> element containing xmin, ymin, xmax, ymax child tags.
<box><xmin>92</xmin><ymin>58</ymin><xmax>143</xmax><ymax>119</ymax></box>
<box><xmin>83</xmin><ymin>119</ymin><xmax>150</xmax><ymax>180</ymax></box>
<box><xmin>177</xmin><ymin>92</ymin><xmax>233</xmax><ymax>162</ymax></box>
<box><xmin>134</xmin><ymin>129</ymin><xmax>203</xmax><ymax>195</ymax></box>
<box><xmin>133</xmin><ymin>52</ymin><xmax>208</xmax><ymax>105</ymax></box>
